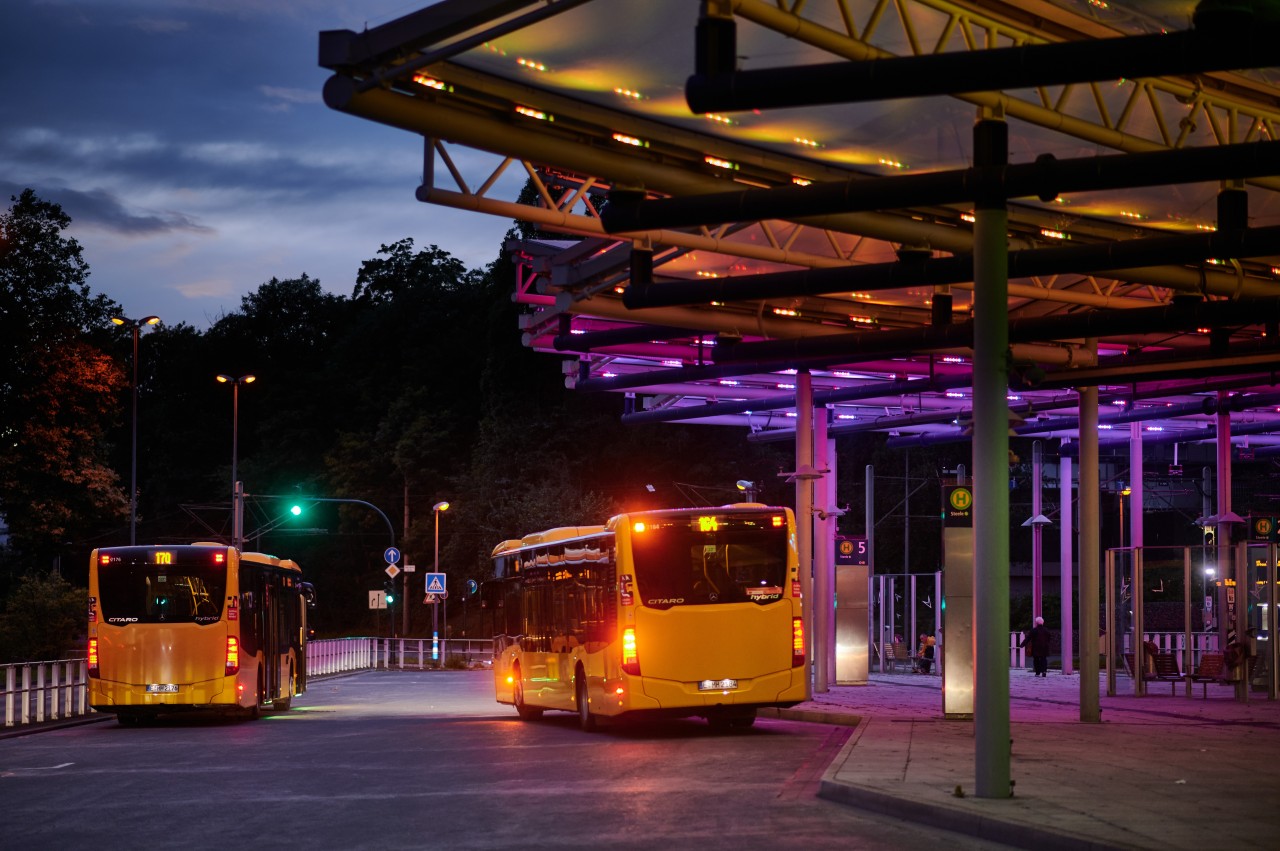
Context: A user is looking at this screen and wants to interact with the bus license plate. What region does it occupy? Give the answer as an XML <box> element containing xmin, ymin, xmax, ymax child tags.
<box><xmin>146</xmin><ymin>684</ymin><xmax>179</xmax><ymax>693</ymax></box>
<box><xmin>698</xmin><ymin>679</ymin><xmax>737</xmax><ymax>691</ymax></box>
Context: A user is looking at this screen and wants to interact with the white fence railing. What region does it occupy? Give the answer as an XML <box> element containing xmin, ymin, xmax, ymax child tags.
<box><xmin>372</xmin><ymin>637</ymin><xmax>494</xmax><ymax>670</ymax></box>
<box><xmin>3</xmin><ymin>637</ymin><xmax>497</xmax><ymax>730</ymax></box>
<box><xmin>306</xmin><ymin>637</ymin><xmax>377</xmax><ymax>677</ymax></box>
<box><xmin>3</xmin><ymin>659</ymin><xmax>90</xmax><ymax>729</ymax></box>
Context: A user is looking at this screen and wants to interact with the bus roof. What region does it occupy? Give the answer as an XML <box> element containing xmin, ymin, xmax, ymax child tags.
<box><xmin>605</xmin><ymin>503</ymin><xmax>787</xmax><ymax>530</ymax></box>
<box><xmin>490</xmin><ymin>525</ymin><xmax>609</xmax><ymax>557</ymax></box>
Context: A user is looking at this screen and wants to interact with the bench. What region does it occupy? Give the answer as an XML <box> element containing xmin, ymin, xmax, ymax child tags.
<box><xmin>890</xmin><ymin>642</ymin><xmax>913</xmax><ymax>673</ymax></box>
<box><xmin>1150</xmin><ymin>652</ymin><xmax>1185</xmax><ymax>695</ymax></box>
<box><xmin>1190</xmin><ymin>652</ymin><xmax>1225</xmax><ymax>698</ymax></box>
<box><xmin>1122</xmin><ymin>651</ymin><xmax>1184</xmax><ymax>695</ymax></box>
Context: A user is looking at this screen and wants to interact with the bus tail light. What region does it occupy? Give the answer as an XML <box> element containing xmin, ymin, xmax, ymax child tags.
<box><xmin>225</xmin><ymin>636</ymin><xmax>240</xmax><ymax>675</ymax></box>
<box><xmin>791</xmin><ymin>617</ymin><xmax>805</xmax><ymax>667</ymax></box>
<box><xmin>88</xmin><ymin>639</ymin><xmax>99</xmax><ymax>678</ymax></box>
<box><xmin>621</xmin><ymin>627</ymin><xmax>640</xmax><ymax>675</ymax></box>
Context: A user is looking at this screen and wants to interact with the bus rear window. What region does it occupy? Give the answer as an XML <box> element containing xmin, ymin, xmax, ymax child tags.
<box><xmin>98</xmin><ymin>561</ymin><xmax>227</xmax><ymax>624</ymax></box>
<box><xmin>631</xmin><ymin>515</ymin><xmax>788</xmax><ymax>608</ymax></box>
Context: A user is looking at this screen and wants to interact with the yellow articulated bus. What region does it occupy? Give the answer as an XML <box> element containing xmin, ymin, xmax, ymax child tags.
<box><xmin>482</xmin><ymin>505</ymin><xmax>808</xmax><ymax>731</ymax></box>
<box><xmin>88</xmin><ymin>543</ymin><xmax>311</xmax><ymax>725</ymax></box>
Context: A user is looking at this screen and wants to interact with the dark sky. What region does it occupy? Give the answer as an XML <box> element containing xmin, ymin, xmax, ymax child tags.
<box><xmin>1</xmin><ymin>0</ymin><xmax>517</xmax><ymax>327</ymax></box>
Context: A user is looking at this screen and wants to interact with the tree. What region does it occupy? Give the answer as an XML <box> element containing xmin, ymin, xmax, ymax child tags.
<box><xmin>0</xmin><ymin>572</ymin><xmax>86</xmax><ymax>661</ymax></box>
<box><xmin>0</xmin><ymin>190</ymin><xmax>125</xmax><ymax>559</ymax></box>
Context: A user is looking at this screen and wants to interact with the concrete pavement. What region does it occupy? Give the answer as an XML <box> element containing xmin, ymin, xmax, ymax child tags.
<box><xmin>775</xmin><ymin>668</ymin><xmax>1280</xmax><ymax>850</ymax></box>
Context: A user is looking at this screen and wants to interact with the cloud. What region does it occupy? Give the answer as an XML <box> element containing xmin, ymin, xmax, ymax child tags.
<box><xmin>131</xmin><ymin>17</ymin><xmax>189</xmax><ymax>34</ymax></box>
<box><xmin>0</xmin><ymin>180</ymin><xmax>212</xmax><ymax>235</ymax></box>
<box><xmin>259</xmin><ymin>85</ymin><xmax>320</xmax><ymax>112</ymax></box>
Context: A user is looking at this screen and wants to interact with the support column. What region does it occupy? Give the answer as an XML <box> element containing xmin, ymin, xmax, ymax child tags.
<box><xmin>1060</xmin><ymin>451</ymin><xmax>1075</xmax><ymax>675</ymax></box>
<box><xmin>867</xmin><ymin>466</ymin><xmax>881</xmax><ymax>673</ymax></box>
<box><xmin>1079</xmin><ymin>378</ymin><xmax>1101</xmax><ymax>722</ymax></box>
<box><xmin>1130</xmin><ymin>421</ymin><xmax>1144</xmax><ymax>549</ymax></box>
<box><xmin>972</xmin><ymin>114</ymin><xmax>1011</xmax><ymax>799</ymax></box>
<box><xmin>1031</xmin><ymin>440</ymin><xmax>1044</xmax><ymax>620</ymax></box>
<box><xmin>814</xmin><ymin>407</ymin><xmax>832</xmax><ymax>693</ymax></box>
<box><xmin>795</xmin><ymin>371</ymin><xmax>815</xmax><ymax>694</ymax></box>
<box><xmin>826</xmin><ymin>431</ymin><xmax>839</xmax><ymax>680</ymax></box>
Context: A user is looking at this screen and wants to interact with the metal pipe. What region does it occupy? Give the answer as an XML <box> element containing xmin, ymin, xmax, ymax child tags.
<box><xmin>713</xmin><ymin>298</ymin><xmax>1280</xmax><ymax>366</ymax></box>
<box><xmin>604</xmin><ymin>142</ymin><xmax>1280</xmax><ymax>235</ymax></box>
<box><xmin>685</xmin><ymin>16</ymin><xmax>1279</xmax><ymax>112</ymax></box>
<box><xmin>619</xmin><ymin>225</ymin><xmax>1280</xmax><ymax>310</ymax></box>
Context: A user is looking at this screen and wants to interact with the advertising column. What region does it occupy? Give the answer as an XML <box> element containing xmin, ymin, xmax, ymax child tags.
<box><xmin>942</xmin><ymin>484</ymin><xmax>974</xmax><ymax>719</ymax></box>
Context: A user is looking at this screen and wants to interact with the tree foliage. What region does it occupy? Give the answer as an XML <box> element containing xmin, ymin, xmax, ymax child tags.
<box><xmin>0</xmin><ymin>572</ymin><xmax>86</xmax><ymax>661</ymax></box>
<box><xmin>0</xmin><ymin>190</ymin><xmax>125</xmax><ymax>559</ymax></box>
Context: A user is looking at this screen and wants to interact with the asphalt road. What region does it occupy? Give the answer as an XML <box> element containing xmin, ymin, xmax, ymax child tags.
<box><xmin>2</xmin><ymin>670</ymin><xmax>1007</xmax><ymax>850</ymax></box>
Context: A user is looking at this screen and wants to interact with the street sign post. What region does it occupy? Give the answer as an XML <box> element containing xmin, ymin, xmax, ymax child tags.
<box><xmin>425</xmin><ymin>572</ymin><xmax>446</xmax><ymax>595</ymax></box>
<box><xmin>369</xmin><ymin>590</ymin><xmax>387</xmax><ymax>610</ymax></box>
<box><xmin>384</xmin><ymin>546</ymin><xmax>401</xmax><ymax>564</ymax></box>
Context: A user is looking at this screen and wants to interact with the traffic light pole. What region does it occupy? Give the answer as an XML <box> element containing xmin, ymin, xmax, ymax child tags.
<box><xmin>247</xmin><ymin>493</ymin><xmax>399</xmax><ymax>637</ymax></box>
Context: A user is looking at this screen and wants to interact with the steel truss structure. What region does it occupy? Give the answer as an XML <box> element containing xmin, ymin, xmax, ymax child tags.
<box><xmin>319</xmin><ymin>0</ymin><xmax>1280</xmax><ymax>452</ymax></box>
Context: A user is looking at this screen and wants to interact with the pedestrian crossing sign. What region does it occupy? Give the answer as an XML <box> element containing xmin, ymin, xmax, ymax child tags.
<box><xmin>425</xmin><ymin>572</ymin><xmax>446</xmax><ymax>594</ymax></box>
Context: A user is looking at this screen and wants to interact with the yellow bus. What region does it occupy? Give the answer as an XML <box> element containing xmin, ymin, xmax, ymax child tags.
<box><xmin>483</xmin><ymin>505</ymin><xmax>807</xmax><ymax>731</ymax></box>
<box><xmin>88</xmin><ymin>543</ymin><xmax>310</xmax><ymax>725</ymax></box>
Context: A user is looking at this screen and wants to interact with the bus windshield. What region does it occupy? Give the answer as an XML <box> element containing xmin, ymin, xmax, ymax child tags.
<box><xmin>98</xmin><ymin>557</ymin><xmax>226</xmax><ymax>625</ymax></box>
<box><xmin>630</xmin><ymin>513</ymin><xmax>789</xmax><ymax>608</ymax></box>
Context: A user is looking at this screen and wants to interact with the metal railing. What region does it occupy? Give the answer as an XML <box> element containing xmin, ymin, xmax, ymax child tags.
<box><xmin>307</xmin><ymin>637</ymin><xmax>378</xmax><ymax>676</ymax></box>
<box><xmin>372</xmin><ymin>637</ymin><xmax>493</xmax><ymax>670</ymax></box>
<box><xmin>3</xmin><ymin>659</ymin><xmax>90</xmax><ymax>728</ymax></box>
<box><xmin>3</xmin><ymin>637</ymin><xmax>496</xmax><ymax>730</ymax></box>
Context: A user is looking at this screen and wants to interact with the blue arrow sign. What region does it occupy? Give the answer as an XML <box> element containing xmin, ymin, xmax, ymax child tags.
<box><xmin>425</xmin><ymin>572</ymin><xmax>446</xmax><ymax>594</ymax></box>
<box><xmin>384</xmin><ymin>546</ymin><xmax>401</xmax><ymax>564</ymax></box>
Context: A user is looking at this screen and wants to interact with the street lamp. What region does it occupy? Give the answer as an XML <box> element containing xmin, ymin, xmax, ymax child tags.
<box><xmin>434</xmin><ymin>501</ymin><xmax>450</xmax><ymax>653</ymax></box>
<box><xmin>111</xmin><ymin>314</ymin><xmax>160</xmax><ymax>545</ymax></box>
<box><xmin>216</xmin><ymin>374</ymin><xmax>256</xmax><ymax>548</ymax></box>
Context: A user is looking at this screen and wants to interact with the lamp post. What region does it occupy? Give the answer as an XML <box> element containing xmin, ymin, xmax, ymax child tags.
<box><xmin>434</xmin><ymin>501</ymin><xmax>450</xmax><ymax>655</ymax></box>
<box><xmin>111</xmin><ymin>314</ymin><xmax>160</xmax><ymax>545</ymax></box>
<box><xmin>216</xmin><ymin>374</ymin><xmax>255</xmax><ymax>548</ymax></box>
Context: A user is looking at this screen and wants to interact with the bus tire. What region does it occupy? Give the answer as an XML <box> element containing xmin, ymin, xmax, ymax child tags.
<box><xmin>513</xmin><ymin>667</ymin><xmax>542</xmax><ymax>721</ymax></box>
<box><xmin>575</xmin><ymin>671</ymin><xmax>597</xmax><ymax>732</ymax></box>
<box><xmin>273</xmin><ymin>665</ymin><xmax>294</xmax><ymax>711</ymax></box>
<box><xmin>244</xmin><ymin>669</ymin><xmax>263</xmax><ymax>720</ymax></box>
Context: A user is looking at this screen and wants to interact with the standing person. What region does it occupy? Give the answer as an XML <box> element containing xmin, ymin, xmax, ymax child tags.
<box><xmin>1021</xmin><ymin>616</ymin><xmax>1052</xmax><ymax>677</ymax></box>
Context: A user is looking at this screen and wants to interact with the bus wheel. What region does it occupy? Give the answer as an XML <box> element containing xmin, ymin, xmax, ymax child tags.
<box><xmin>513</xmin><ymin>669</ymin><xmax>542</xmax><ymax>721</ymax></box>
<box><xmin>273</xmin><ymin>666</ymin><xmax>294</xmax><ymax>711</ymax></box>
<box><xmin>245</xmin><ymin>671</ymin><xmax>263</xmax><ymax>720</ymax></box>
<box><xmin>575</xmin><ymin>674</ymin><xmax>597</xmax><ymax>732</ymax></box>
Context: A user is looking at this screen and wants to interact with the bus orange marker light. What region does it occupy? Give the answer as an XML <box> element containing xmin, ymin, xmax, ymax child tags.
<box><xmin>88</xmin><ymin>638</ymin><xmax>99</xmax><ymax>677</ymax></box>
<box><xmin>633</xmin><ymin>521</ymin><xmax>646</xmax><ymax>534</ymax></box>
<box><xmin>791</xmin><ymin>618</ymin><xmax>805</xmax><ymax>668</ymax></box>
<box><xmin>621</xmin><ymin>627</ymin><xmax>640</xmax><ymax>675</ymax></box>
<box><xmin>772</xmin><ymin>515</ymin><xmax>784</xmax><ymax>527</ymax></box>
<box><xmin>225</xmin><ymin>636</ymin><xmax>240</xmax><ymax>675</ymax></box>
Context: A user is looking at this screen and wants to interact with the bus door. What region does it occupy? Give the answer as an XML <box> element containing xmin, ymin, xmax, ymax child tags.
<box><xmin>261</xmin><ymin>574</ymin><xmax>282</xmax><ymax>701</ymax></box>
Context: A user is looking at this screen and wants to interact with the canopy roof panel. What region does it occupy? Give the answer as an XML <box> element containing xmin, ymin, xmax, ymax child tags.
<box><xmin>319</xmin><ymin>0</ymin><xmax>1280</xmax><ymax>451</ymax></box>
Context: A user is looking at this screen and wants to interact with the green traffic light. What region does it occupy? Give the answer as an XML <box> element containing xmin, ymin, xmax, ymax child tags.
<box><xmin>290</xmin><ymin>505</ymin><xmax>302</xmax><ymax>516</ymax></box>
<box><xmin>386</xmin><ymin>594</ymin><xmax>395</xmax><ymax>604</ymax></box>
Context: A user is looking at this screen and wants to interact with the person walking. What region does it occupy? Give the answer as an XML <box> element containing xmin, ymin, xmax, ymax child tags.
<box><xmin>1021</xmin><ymin>616</ymin><xmax>1052</xmax><ymax>677</ymax></box>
